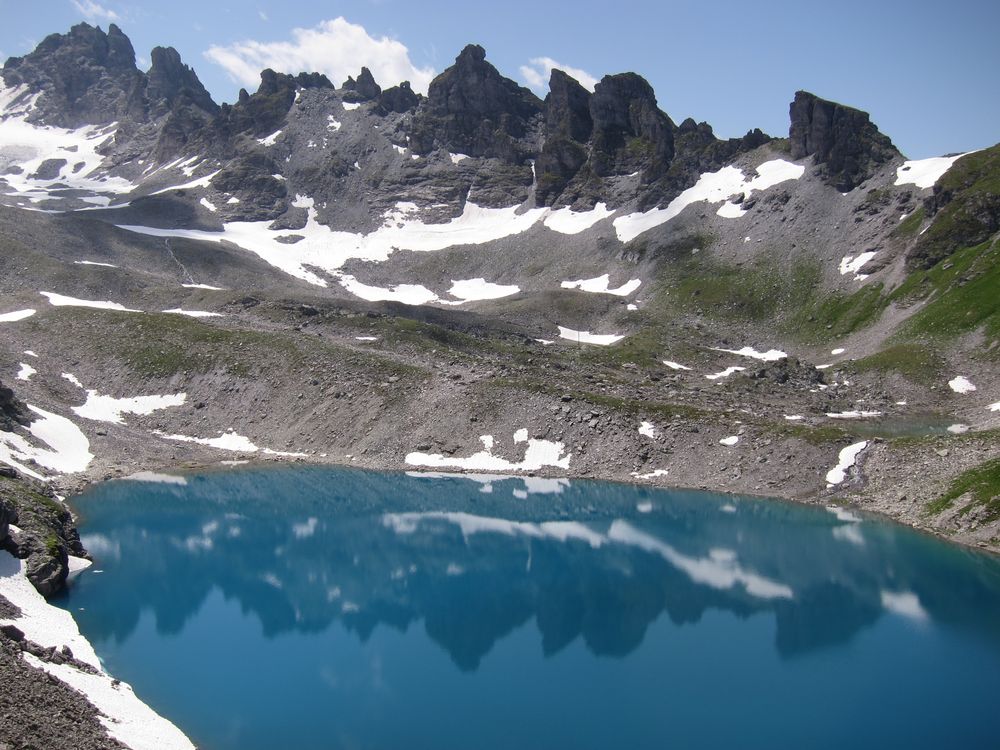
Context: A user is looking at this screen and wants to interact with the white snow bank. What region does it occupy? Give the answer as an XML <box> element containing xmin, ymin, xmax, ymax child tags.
<box><xmin>639</xmin><ymin>421</ymin><xmax>658</xmax><ymax>439</ymax></box>
<box><xmin>613</xmin><ymin>159</ymin><xmax>804</xmax><ymax>242</ymax></box>
<box><xmin>257</xmin><ymin>130</ymin><xmax>282</xmax><ymax>146</ymax></box>
<box><xmin>947</xmin><ymin>424</ymin><xmax>969</xmax><ymax>434</ymax></box>
<box><xmin>543</xmin><ymin>203</ymin><xmax>614</xmax><ymax>234</ymax></box>
<box><xmin>705</xmin><ymin>366</ymin><xmax>745</xmax><ymax>380</ymax></box>
<box><xmin>16</xmin><ymin>363</ymin><xmax>36</xmax><ymax>381</ymax></box>
<box><xmin>446</xmin><ymin>278</ymin><xmax>519</xmax><ymax>302</ymax></box>
<box><xmin>74</xmin><ymin>261</ymin><xmax>118</xmax><ymax>268</ymax></box>
<box><xmin>199</xmin><ymin>197</ymin><xmax>217</xmax><ymax>213</ymax></box>
<box><xmin>989</xmin><ymin>402</ymin><xmax>1000</xmax><ymax>412</ymax></box>
<box><xmin>710</xmin><ymin>346</ymin><xmax>786</xmax><ymax>362</ymax></box>
<box><xmin>839</xmin><ymin>251</ymin><xmax>877</xmax><ymax>279</ymax></box>
<box><xmin>342</xmin><ymin>101</ymin><xmax>361</xmax><ymax>111</ymax></box>
<box><xmin>0</xmin><ymin>551</ymin><xmax>194</xmax><ymax>749</ymax></box>
<box><xmin>831</xmin><ymin>348</ymin><xmax>845</xmax><ymax>355</ymax></box>
<box><xmin>73</xmin><ymin>390</ymin><xmax>187</xmax><ymax>425</ymax></box>
<box><xmin>560</xmin><ymin>273</ymin><xmax>641</xmax><ymax>296</ymax></box>
<box><xmin>826</xmin><ymin>411</ymin><xmax>883</xmax><ymax>419</ymax></box>
<box><xmin>632</xmin><ymin>469</ymin><xmax>669</xmax><ymax>480</ymax></box>
<box><xmin>784</xmin><ymin>415</ymin><xmax>803</xmax><ymax>421</ymax></box>
<box><xmin>948</xmin><ymin>376</ymin><xmax>976</xmax><ymax>394</ymax></box>
<box><xmin>154</xmin><ymin>429</ymin><xmax>306</xmax><ymax>457</ymax></box>
<box><xmin>182</xmin><ymin>283</ymin><xmax>224</xmax><ymax>291</ymax></box>
<box><xmin>40</xmin><ymin>292</ymin><xmax>139</xmax><ymax>312</ymax></box>
<box><xmin>162</xmin><ymin>308</ymin><xmax>223</xmax><ymax>318</ymax></box>
<box><xmin>448</xmin><ymin>152</ymin><xmax>469</xmax><ymax>164</ymax></box>
<box><xmin>825</xmin><ymin>441</ymin><xmax>868</xmax><ymax>486</ymax></box>
<box><xmin>405</xmin><ymin>432</ymin><xmax>571</xmax><ymax>473</ymax></box>
<box><xmin>557</xmin><ymin>326</ymin><xmax>625</xmax><ymax>346</ymax></box>
<box><xmin>719</xmin><ymin>435</ymin><xmax>739</xmax><ymax>446</ymax></box>
<box><xmin>662</xmin><ymin>360</ymin><xmax>691</xmax><ymax>371</ymax></box>
<box><xmin>62</xmin><ymin>373</ymin><xmax>84</xmax><ymax>389</ymax></box>
<box><xmin>0</xmin><ymin>309</ymin><xmax>36</xmax><ymax>322</ymax></box>
<box><xmin>895</xmin><ymin>153</ymin><xmax>973</xmax><ymax>189</ymax></box>
<box><xmin>0</xmin><ymin>405</ymin><xmax>93</xmax><ymax>478</ymax></box>
<box><xmin>119</xmin><ymin>200</ymin><xmax>549</xmax><ymax>289</ymax></box>
<box><xmin>608</xmin><ymin>521</ymin><xmax>793</xmax><ymax>600</ymax></box>
<box><xmin>336</xmin><ymin>274</ymin><xmax>439</xmax><ymax>305</ymax></box>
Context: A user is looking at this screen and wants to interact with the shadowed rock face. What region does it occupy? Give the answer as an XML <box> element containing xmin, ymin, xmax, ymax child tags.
<box><xmin>589</xmin><ymin>72</ymin><xmax>675</xmax><ymax>179</ymax></box>
<box><xmin>789</xmin><ymin>90</ymin><xmax>898</xmax><ymax>192</ymax></box>
<box><xmin>1</xmin><ymin>23</ymin><xmax>146</xmax><ymax>127</ymax></box>
<box><xmin>0</xmin><ymin>381</ymin><xmax>30</xmax><ymax>433</ymax></box>
<box><xmin>408</xmin><ymin>44</ymin><xmax>544</xmax><ymax>162</ymax></box>
<box><xmin>146</xmin><ymin>45</ymin><xmax>219</xmax><ymax>118</ymax></box>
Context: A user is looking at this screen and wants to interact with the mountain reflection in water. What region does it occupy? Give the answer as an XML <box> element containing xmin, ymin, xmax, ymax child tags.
<box><xmin>62</xmin><ymin>466</ymin><xmax>1000</xmax><ymax>750</ymax></box>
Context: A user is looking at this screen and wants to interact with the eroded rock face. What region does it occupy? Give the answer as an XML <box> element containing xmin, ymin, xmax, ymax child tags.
<box><xmin>409</xmin><ymin>44</ymin><xmax>543</xmax><ymax>162</ymax></box>
<box><xmin>589</xmin><ymin>73</ymin><xmax>674</xmax><ymax>180</ymax></box>
<box><xmin>377</xmin><ymin>81</ymin><xmax>420</xmax><ymax>114</ymax></box>
<box><xmin>1</xmin><ymin>23</ymin><xmax>145</xmax><ymax>127</ymax></box>
<box><xmin>146</xmin><ymin>45</ymin><xmax>219</xmax><ymax>118</ymax></box>
<box><xmin>0</xmin><ymin>381</ymin><xmax>30</xmax><ymax>433</ymax></box>
<box><xmin>789</xmin><ymin>90</ymin><xmax>898</xmax><ymax>192</ymax></box>
<box><xmin>342</xmin><ymin>67</ymin><xmax>382</xmax><ymax>102</ymax></box>
<box><xmin>535</xmin><ymin>69</ymin><xmax>595</xmax><ymax>206</ymax></box>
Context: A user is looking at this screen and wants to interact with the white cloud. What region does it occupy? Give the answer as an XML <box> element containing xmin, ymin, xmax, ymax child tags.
<box><xmin>520</xmin><ymin>57</ymin><xmax>598</xmax><ymax>94</ymax></box>
<box><xmin>204</xmin><ymin>17</ymin><xmax>436</xmax><ymax>96</ymax></box>
<box><xmin>70</xmin><ymin>0</ymin><xmax>120</xmax><ymax>22</ymax></box>
<box><xmin>258</xmin><ymin>10</ymin><xmax>268</xmax><ymax>22</ymax></box>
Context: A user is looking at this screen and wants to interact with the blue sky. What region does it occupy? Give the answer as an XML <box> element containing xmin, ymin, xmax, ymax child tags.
<box><xmin>1</xmin><ymin>0</ymin><xmax>998</xmax><ymax>158</ymax></box>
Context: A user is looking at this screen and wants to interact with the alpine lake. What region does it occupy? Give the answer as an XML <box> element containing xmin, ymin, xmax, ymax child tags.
<box><xmin>58</xmin><ymin>465</ymin><xmax>1000</xmax><ymax>749</ymax></box>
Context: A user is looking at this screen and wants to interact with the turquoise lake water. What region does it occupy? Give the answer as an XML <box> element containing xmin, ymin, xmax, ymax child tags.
<box><xmin>61</xmin><ymin>466</ymin><xmax>1000</xmax><ymax>749</ymax></box>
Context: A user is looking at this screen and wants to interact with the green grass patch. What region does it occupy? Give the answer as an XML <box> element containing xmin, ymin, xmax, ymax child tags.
<box><xmin>891</xmin><ymin>206</ymin><xmax>925</xmax><ymax>239</ymax></box>
<box><xmin>891</xmin><ymin>240</ymin><xmax>1000</xmax><ymax>342</ymax></box>
<box><xmin>925</xmin><ymin>457</ymin><xmax>1000</xmax><ymax>521</ymax></box>
<box><xmin>849</xmin><ymin>343</ymin><xmax>945</xmax><ymax>385</ymax></box>
<box><xmin>788</xmin><ymin>282</ymin><xmax>887</xmax><ymax>343</ymax></box>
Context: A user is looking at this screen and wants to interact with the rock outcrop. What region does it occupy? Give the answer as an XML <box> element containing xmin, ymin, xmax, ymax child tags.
<box><xmin>342</xmin><ymin>67</ymin><xmax>382</xmax><ymax>102</ymax></box>
<box><xmin>409</xmin><ymin>44</ymin><xmax>543</xmax><ymax>162</ymax></box>
<box><xmin>0</xmin><ymin>381</ymin><xmax>30</xmax><ymax>433</ymax></box>
<box><xmin>789</xmin><ymin>90</ymin><xmax>898</xmax><ymax>192</ymax></box>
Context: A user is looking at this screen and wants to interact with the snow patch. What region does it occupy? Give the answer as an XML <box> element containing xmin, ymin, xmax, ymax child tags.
<box><xmin>448</xmin><ymin>152</ymin><xmax>469</xmax><ymax>164</ymax></box>
<box><xmin>839</xmin><ymin>251</ymin><xmax>877</xmax><ymax>279</ymax></box>
<box><xmin>342</xmin><ymin>101</ymin><xmax>361</xmax><ymax>111</ymax></box>
<box><xmin>705</xmin><ymin>366</ymin><xmax>745</xmax><ymax>381</ymax></box>
<box><xmin>613</xmin><ymin>159</ymin><xmax>804</xmax><ymax>242</ymax></box>
<box><xmin>825</xmin><ymin>441</ymin><xmax>868</xmax><ymax>487</ymax></box>
<box><xmin>557</xmin><ymin>326</ymin><xmax>625</xmax><ymax>346</ymax></box>
<box><xmin>40</xmin><ymin>291</ymin><xmax>139</xmax><ymax>312</ymax></box>
<box><xmin>543</xmin><ymin>203</ymin><xmax>614</xmax><ymax>234</ymax></box>
<box><xmin>0</xmin><ymin>309</ymin><xmax>36</xmax><ymax>322</ymax></box>
<box><xmin>638</xmin><ymin>421</ymin><xmax>658</xmax><ymax>439</ymax></box>
<box><xmin>446</xmin><ymin>278</ymin><xmax>519</xmax><ymax>302</ymax></box>
<box><xmin>405</xmin><ymin>432</ymin><xmax>571</xmax><ymax>473</ymax></box>
<box><xmin>72</xmin><ymin>389</ymin><xmax>187</xmax><ymax>425</ymax></box>
<box><xmin>948</xmin><ymin>376</ymin><xmax>976</xmax><ymax>394</ymax></box>
<box><xmin>199</xmin><ymin>197</ymin><xmax>217</xmax><ymax>212</ymax></box>
<box><xmin>257</xmin><ymin>130</ymin><xmax>282</xmax><ymax>146</ymax></box>
<box><xmin>0</xmin><ymin>404</ymin><xmax>93</xmax><ymax>477</ymax></box>
<box><xmin>710</xmin><ymin>346</ymin><xmax>786</xmax><ymax>362</ymax></box>
<box><xmin>560</xmin><ymin>273</ymin><xmax>641</xmax><ymax>296</ymax></box>
<box><xmin>16</xmin><ymin>363</ymin><xmax>35</xmax><ymax>381</ymax></box>
<box><xmin>826</xmin><ymin>411</ymin><xmax>882</xmax><ymax>419</ymax></box>
<box><xmin>895</xmin><ymin>153</ymin><xmax>973</xmax><ymax>189</ymax></box>
<box><xmin>719</xmin><ymin>435</ymin><xmax>739</xmax><ymax>446</ymax></box>
<box><xmin>662</xmin><ymin>360</ymin><xmax>691</xmax><ymax>371</ymax></box>
<box><xmin>632</xmin><ymin>469</ymin><xmax>669</xmax><ymax>480</ymax></box>
<box><xmin>162</xmin><ymin>309</ymin><xmax>223</xmax><ymax>318</ymax></box>
<box><xmin>74</xmin><ymin>260</ymin><xmax>118</xmax><ymax>268</ymax></box>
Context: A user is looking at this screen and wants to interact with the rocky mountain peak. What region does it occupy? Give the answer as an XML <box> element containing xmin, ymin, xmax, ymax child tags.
<box><xmin>146</xmin><ymin>45</ymin><xmax>218</xmax><ymax>118</ymax></box>
<box><xmin>789</xmin><ymin>90</ymin><xmax>899</xmax><ymax>192</ymax></box>
<box><xmin>408</xmin><ymin>44</ymin><xmax>543</xmax><ymax>161</ymax></box>
<box><xmin>1</xmin><ymin>22</ymin><xmax>145</xmax><ymax>127</ymax></box>
<box><xmin>342</xmin><ymin>67</ymin><xmax>382</xmax><ymax>101</ymax></box>
<box><xmin>588</xmin><ymin>72</ymin><xmax>674</xmax><ymax>179</ymax></box>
